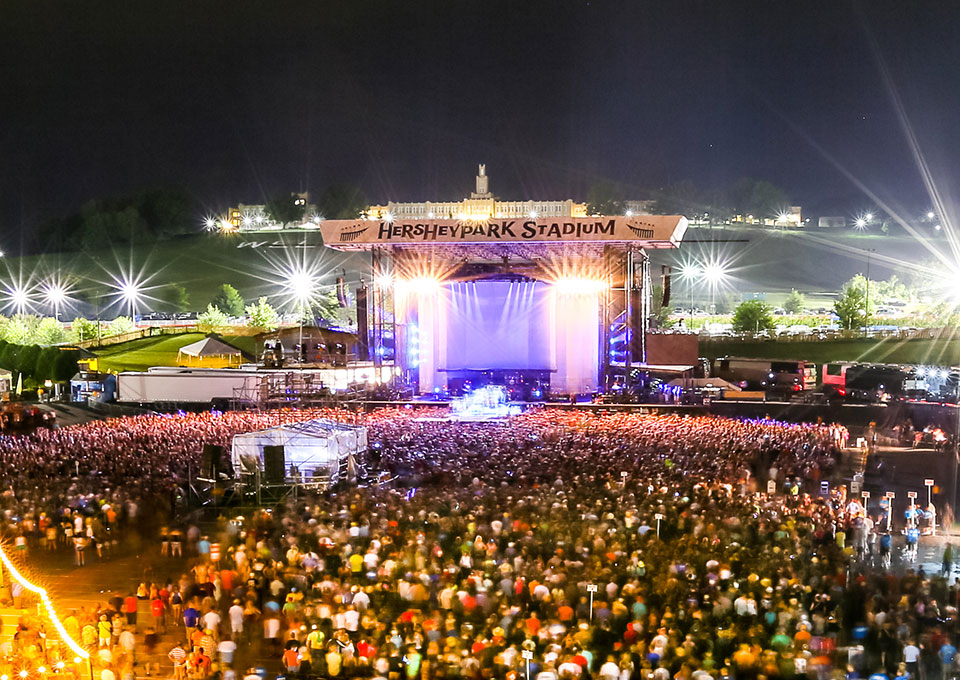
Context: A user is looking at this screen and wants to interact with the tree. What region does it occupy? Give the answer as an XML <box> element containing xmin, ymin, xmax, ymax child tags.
<box><xmin>34</xmin><ymin>347</ymin><xmax>58</xmax><ymax>383</ymax></box>
<box><xmin>35</xmin><ymin>317</ymin><xmax>68</xmax><ymax>346</ymax></box>
<box><xmin>198</xmin><ymin>304</ymin><xmax>229</xmax><ymax>332</ymax></box>
<box><xmin>266</xmin><ymin>192</ymin><xmax>307</xmax><ymax>226</ymax></box>
<box><xmin>834</xmin><ymin>275</ymin><xmax>874</xmax><ymax>330</ymax></box>
<box><xmin>318</xmin><ymin>184</ymin><xmax>368</xmax><ymax>220</ymax></box>
<box><xmin>783</xmin><ymin>289</ymin><xmax>806</xmax><ymax>315</ymax></box>
<box><xmin>71</xmin><ymin>317</ymin><xmax>100</xmax><ymax>343</ymax></box>
<box><xmin>732</xmin><ymin>300</ymin><xmax>775</xmax><ymax>333</ymax></box>
<box><xmin>728</xmin><ymin>178</ymin><xmax>790</xmax><ymax>218</ymax></box>
<box><xmin>15</xmin><ymin>344</ymin><xmax>41</xmax><ymax>377</ymax></box>
<box><xmin>651</xmin><ymin>180</ymin><xmax>702</xmax><ymax>216</ymax></box>
<box><xmin>106</xmin><ymin>316</ymin><xmax>136</xmax><ymax>337</ymax></box>
<box><xmin>586</xmin><ymin>180</ymin><xmax>625</xmax><ymax>215</ymax></box>
<box><xmin>245</xmin><ymin>297</ymin><xmax>280</xmax><ymax>331</ymax></box>
<box><xmin>309</xmin><ymin>288</ymin><xmax>341</xmax><ymax>323</ymax></box>
<box><xmin>53</xmin><ymin>348</ymin><xmax>82</xmax><ymax>382</ymax></box>
<box><xmin>211</xmin><ymin>284</ymin><xmax>245</xmax><ymax>317</ymax></box>
<box><xmin>650</xmin><ymin>284</ymin><xmax>674</xmax><ymax>329</ymax></box>
<box><xmin>159</xmin><ymin>284</ymin><xmax>191</xmax><ymax>313</ymax></box>
<box><xmin>3</xmin><ymin>317</ymin><xmax>31</xmax><ymax>345</ymax></box>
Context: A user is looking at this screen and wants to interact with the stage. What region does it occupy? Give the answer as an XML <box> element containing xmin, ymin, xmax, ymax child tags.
<box><xmin>320</xmin><ymin>214</ymin><xmax>688</xmax><ymax>397</ymax></box>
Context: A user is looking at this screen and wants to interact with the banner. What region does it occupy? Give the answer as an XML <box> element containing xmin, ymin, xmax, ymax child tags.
<box><xmin>320</xmin><ymin>215</ymin><xmax>687</xmax><ymax>249</ymax></box>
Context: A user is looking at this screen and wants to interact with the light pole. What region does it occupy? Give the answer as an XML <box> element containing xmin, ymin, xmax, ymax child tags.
<box><xmin>863</xmin><ymin>249</ymin><xmax>875</xmax><ymax>335</ymax></box>
<box><xmin>45</xmin><ymin>283</ymin><xmax>67</xmax><ymax>322</ymax></box>
<box><xmin>286</xmin><ymin>271</ymin><xmax>315</xmax><ymax>365</ymax></box>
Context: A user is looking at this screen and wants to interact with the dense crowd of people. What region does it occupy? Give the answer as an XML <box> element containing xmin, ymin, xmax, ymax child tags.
<box><xmin>0</xmin><ymin>406</ymin><xmax>957</xmax><ymax>680</ymax></box>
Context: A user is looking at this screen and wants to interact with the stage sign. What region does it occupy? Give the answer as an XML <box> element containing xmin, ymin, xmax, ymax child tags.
<box><xmin>320</xmin><ymin>215</ymin><xmax>688</xmax><ymax>249</ymax></box>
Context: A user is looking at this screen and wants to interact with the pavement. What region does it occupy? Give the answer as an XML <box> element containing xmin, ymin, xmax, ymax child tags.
<box><xmin>10</xmin><ymin>544</ymin><xmax>281</xmax><ymax>679</ymax></box>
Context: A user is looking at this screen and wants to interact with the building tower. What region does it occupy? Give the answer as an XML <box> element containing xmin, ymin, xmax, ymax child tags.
<box><xmin>471</xmin><ymin>164</ymin><xmax>492</xmax><ymax>199</ymax></box>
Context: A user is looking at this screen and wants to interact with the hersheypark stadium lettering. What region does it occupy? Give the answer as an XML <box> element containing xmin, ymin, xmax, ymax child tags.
<box><xmin>375</xmin><ymin>219</ymin><xmax>646</xmax><ymax>241</ymax></box>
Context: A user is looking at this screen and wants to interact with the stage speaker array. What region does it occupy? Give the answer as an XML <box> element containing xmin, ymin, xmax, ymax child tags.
<box><xmin>201</xmin><ymin>444</ymin><xmax>223</xmax><ymax>480</ymax></box>
<box><xmin>263</xmin><ymin>445</ymin><xmax>285</xmax><ymax>483</ymax></box>
<box><xmin>356</xmin><ymin>285</ymin><xmax>369</xmax><ymax>361</ymax></box>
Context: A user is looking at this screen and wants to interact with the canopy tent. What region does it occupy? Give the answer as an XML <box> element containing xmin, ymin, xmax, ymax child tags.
<box><xmin>177</xmin><ymin>336</ymin><xmax>244</xmax><ymax>368</ymax></box>
<box><xmin>230</xmin><ymin>418</ymin><xmax>368</xmax><ymax>484</ymax></box>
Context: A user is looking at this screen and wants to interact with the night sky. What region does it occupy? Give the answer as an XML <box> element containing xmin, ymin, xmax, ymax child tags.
<box><xmin>2</xmin><ymin>1</ymin><xmax>959</xmax><ymax>229</ymax></box>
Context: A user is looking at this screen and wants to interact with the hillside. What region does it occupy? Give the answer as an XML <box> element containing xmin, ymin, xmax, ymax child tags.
<box><xmin>4</xmin><ymin>231</ymin><xmax>366</xmax><ymax>319</ymax></box>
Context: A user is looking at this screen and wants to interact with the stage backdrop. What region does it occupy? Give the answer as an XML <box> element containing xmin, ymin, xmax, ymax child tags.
<box><xmin>396</xmin><ymin>278</ymin><xmax>600</xmax><ymax>395</ymax></box>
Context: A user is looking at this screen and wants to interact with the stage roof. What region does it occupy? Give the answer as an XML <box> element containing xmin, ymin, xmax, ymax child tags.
<box><xmin>320</xmin><ymin>215</ymin><xmax>687</xmax><ymax>252</ymax></box>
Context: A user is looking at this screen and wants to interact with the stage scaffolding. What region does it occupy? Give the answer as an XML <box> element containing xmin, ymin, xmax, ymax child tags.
<box><xmin>229</xmin><ymin>372</ymin><xmax>365</xmax><ymax>411</ymax></box>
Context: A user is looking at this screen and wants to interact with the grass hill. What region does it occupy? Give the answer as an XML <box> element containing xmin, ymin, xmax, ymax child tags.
<box><xmin>95</xmin><ymin>333</ymin><xmax>258</xmax><ymax>372</ymax></box>
<box><xmin>4</xmin><ymin>231</ymin><xmax>366</xmax><ymax>319</ymax></box>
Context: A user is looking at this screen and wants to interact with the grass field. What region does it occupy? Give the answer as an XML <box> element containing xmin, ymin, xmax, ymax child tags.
<box><xmin>701</xmin><ymin>336</ymin><xmax>960</xmax><ymax>366</ymax></box>
<box><xmin>4</xmin><ymin>231</ymin><xmax>366</xmax><ymax>319</ymax></box>
<box><xmin>95</xmin><ymin>333</ymin><xmax>259</xmax><ymax>372</ymax></box>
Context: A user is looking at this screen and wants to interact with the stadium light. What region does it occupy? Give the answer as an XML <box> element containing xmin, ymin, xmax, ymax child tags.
<box><xmin>700</xmin><ymin>262</ymin><xmax>728</xmax><ymax>285</ymax></box>
<box><xmin>44</xmin><ymin>282</ymin><xmax>71</xmax><ymax>321</ymax></box>
<box><xmin>116</xmin><ymin>278</ymin><xmax>145</xmax><ymax>318</ymax></box>
<box><xmin>854</xmin><ymin>217</ymin><xmax>867</xmax><ymax>230</ymax></box>
<box><xmin>6</xmin><ymin>285</ymin><xmax>31</xmax><ymax>315</ymax></box>
<box><xmin>927</xmin><ymin>211</ymin><xmax>936</xmax><ymax>220</ymax></box>
<box><xmin>865</xmin><ymin>212</ymin><xmax>874</xmax><ymax>222</ymax></box>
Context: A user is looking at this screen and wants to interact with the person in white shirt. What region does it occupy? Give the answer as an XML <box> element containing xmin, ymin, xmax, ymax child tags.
<box><xmin>599</xmin><ymin>657</ymin><xmax>620</xmax><ymax>680</ymax></box>
<box><xmin>229</xmin><ymin>600</ymin><xmax>244</xmax><ymax>636</ymax></box>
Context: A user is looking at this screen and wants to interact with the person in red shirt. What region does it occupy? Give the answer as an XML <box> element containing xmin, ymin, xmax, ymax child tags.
<box><xmin>151</xmin><ymin>596</ymin><xmax>165</xmax><ymax>633</ymax></box>
<box><xmin>282</xmin><ymin>647</ymin><xmax>301</xmax><ymax>673</ymax></box>
<box><xmin>124</xmin><ymin>593</ymin><xmax>138</xmax><ymax>627</ymax></box>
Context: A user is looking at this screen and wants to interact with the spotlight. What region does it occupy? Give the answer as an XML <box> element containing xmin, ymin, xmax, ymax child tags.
<box><xmin>552</xmin><ymin>277</ymin><xmax>608</xmax><ymax>295</ymax></box>
<box><xmin>395</xmin><ymin>276</ymin><xmax>442</xmax><ymax>294</ymax></box>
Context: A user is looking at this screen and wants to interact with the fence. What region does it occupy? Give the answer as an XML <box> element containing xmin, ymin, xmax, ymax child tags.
<box><xmin>699</xmin><ymin>326</ymin><xmax>948</xmax><ymax>343</ymax></box>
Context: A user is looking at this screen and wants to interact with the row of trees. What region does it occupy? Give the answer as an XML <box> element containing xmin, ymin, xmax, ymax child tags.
<box><xmin>264</xmin><ymin>184</ymin><xmax>368</xmax><ymax>225</ymax></box>
<box><xmin>726</xmin><ymin>274</ymin><xmax>917</xmax><ymax>333</ymax></box>
<box><xmin>0</xmin><ymin>340</ymin><xmax>82</xmax><ymax>386</ymax></box>
<box><xmin>31</xmin><ymin>183</ymin><xmax>371</xmax><ymax>254</ymax></box>
<box><xmin>37</xmin><ymin>187</ymin><xmax>197</xmax><ymax>253</ymax></box>
<box><xmin>586</xmin><ymin>177</ymin><xmax>791</xmax><ymax>220</ymax></box>
<box><xmin>0</xmin><ymin>314</ymin><xmax>135</xmax><ymax>347</ymax></box>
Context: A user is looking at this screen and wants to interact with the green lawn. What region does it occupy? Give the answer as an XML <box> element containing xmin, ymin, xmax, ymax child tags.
<box><xmin>4</xmin><ymin>231</ymin><xmax>365</xmax><ymax>316</ymax></box>
<box><xmin>95</xmin><ymin>332</ymin><xmax>258</xmax><ymax>372</ymax></box>
<box><xmin>701</xmin><ymin>336</ymin><xmax>960</xmax><ymax>367</ymax></box>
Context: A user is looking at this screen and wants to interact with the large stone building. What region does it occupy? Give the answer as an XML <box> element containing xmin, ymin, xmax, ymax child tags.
<box><xmin>365</xmin><ymin>165</ymin><xmax>590</xmax><ymax>221</ymax></box>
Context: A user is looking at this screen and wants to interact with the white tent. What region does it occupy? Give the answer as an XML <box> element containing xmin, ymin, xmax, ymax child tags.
<box><xmin>231</xmin><ymin>418</ymin><xmax>368</xmax><ymax>484</ymax></box>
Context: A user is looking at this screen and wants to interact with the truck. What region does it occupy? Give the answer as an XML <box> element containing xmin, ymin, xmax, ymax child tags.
<box><xmin>714</xmin><ymin>357</ymin><xmax>817</xmax><ymax>393</ymax></box>
<box><xmin>117</xmin><ymin>367</ymin><xmax>260</xmax><ymax>405</ymax></box>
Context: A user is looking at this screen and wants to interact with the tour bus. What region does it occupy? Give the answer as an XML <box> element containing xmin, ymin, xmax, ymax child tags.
<box><xmin>822</xmin><ymin>362</ymin><xmax>911</xmax><ymax>401</ymax></box>
<box><xmin>824</xmin><ymin>361</ymin><xmax>956</xmax><ymax>402</ymax></box>
<box><xmin>713</xmin><ymin>357</ymin><xmax>817</xmax><ymax>392</ymax></box>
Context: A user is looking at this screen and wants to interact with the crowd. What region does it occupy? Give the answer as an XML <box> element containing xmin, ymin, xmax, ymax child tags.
<box><xmin>1</xmin><ymin>406</ymin><xmax>957</xmax><ymax>680</ymax></box>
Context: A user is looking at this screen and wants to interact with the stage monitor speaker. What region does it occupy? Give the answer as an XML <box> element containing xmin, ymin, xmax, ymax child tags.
<box><xmin>201</xmin><ymin>444</ymin><xmax>223</xmax><ymax>479</ymax></box>
<box><xmin>356</xmin><ymin>285</ymin><xmax>370</xmax><ymax>361</ymax></box>
<box><xmin>263</xmin><ymin>445</ymin><xmax>285</xmax><ymax>483</ymax></box>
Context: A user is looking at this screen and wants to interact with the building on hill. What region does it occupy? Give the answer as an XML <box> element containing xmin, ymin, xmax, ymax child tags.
<box><xmin>222</xmin><ymin>192</ymin><xmax>321</xmax><ymax>231</ymax></box>
<box><xmin>365</xmin><ymin>165</ymin><xmax>590</xmax><ymax>221</ymax></box>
